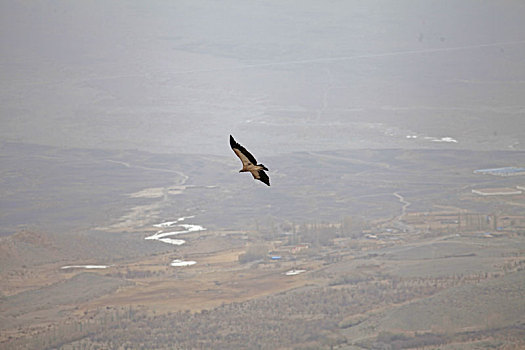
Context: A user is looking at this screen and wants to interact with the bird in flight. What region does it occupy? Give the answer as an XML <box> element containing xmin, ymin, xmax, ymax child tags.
<box><xmin>230</xmin><ymin>135</ymin><xmax>270</xmax><ymax>186</ymax></box>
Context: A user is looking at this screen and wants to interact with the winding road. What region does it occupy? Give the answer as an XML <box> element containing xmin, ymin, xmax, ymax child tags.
<box><xmin>393</xmin><ymin>192</ymin><xmax>410</xmax><ymax>221</ymax></box>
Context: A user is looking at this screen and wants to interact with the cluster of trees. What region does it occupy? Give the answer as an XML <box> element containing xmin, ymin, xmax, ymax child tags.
<box><xmin>4</xmin><ymin>271</ymin><xmax>473</xmax><ymax>350</ymax></box>
<box><xmin>105</xmin><ymin>269</ymin><xmax>159</xmax><ymax>279</ymax></box>
<box><xmin>238</xmin><ymin>216</ymin><xmax>369</xmax><ymax>263</ymax></box>
<box><xmin>362</xmin><ymin>322</ymin><xmax>525</xmax><ymax>350</ymax></box>
<box><xmin>5</xmin><ymin>269</ymin><xmax>521</xmax><ymax>350</ymax></box>
<box><xmin>501</xmin><ymin>258</ymin><xmax>525</xmax><ymax>274</ymax></box>
<box><xmin>5</xmin><ymin>265</ymin><xmax>521</xmax><ymax>350</ymax></box>
<box><xmin>4</xmin><ymin>235</ymin><xmax>520</xmax><ymax>349</ymax></box>
<box><xmin>260</xmin><ymin>216</ymin><xmax>369</xmax><ymax>247</ymax></box>
<box><xmin>238</xmin><ymin>244</ymin><xmax>269</xmax><ymax>264</ymax></box>
<box><xmin>367</xmin><ymin>331</ymin><xmax>448</xmax><ymax>350</ymax></box>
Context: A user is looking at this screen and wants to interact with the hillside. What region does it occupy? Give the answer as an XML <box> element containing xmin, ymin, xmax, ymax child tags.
<box><xmin>1</xmin><ymin>143</ymin><xmax>524</xmax><ymax>349</ymax></box>
<box><xmin>377</xmin><ymin>270</ymin><xmax>525</xmax><ymax>332</ymax></box>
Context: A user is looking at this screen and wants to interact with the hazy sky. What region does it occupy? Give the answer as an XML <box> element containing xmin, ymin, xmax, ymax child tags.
<box><xmin>1</xmin><ymin>1</ymin><xmax>525</xmax><ymax>155</ymax></box>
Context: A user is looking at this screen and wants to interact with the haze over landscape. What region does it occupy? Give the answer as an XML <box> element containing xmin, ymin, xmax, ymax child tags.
<box><xmin>1</xmin><ymin>1</ymin><xmax>525</xmax><ymax>349</ymax></box>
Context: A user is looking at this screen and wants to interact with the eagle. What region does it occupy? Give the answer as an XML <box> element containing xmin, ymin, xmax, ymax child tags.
<box><xmin>230</xmin><ymin>135</ymin><xmax>270</xmax><ymax>186</ymax></box>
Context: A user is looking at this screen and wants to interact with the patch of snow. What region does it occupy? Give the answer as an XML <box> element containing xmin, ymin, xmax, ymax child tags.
<box><xmin>146</xmin><ymin>217</ymin><xmax>205</xmax><ymax>246</ymax></box>
<box><xmin>61</xmin><ymin>265</ymin><xmax>109</xmax><ymax>270</ymax></box>
<box><xmin>153</xmin><ymin>216</ymin><xmax>195</xmax><ymax>228</ymax></box>
<box><xmin>158</xmin><ymin>238</ymin><xmax>186</xmax><ymax>245</ymax></box>
<box><xmin>432</xmin><ymin>136</ymin><xmax>458</xmax><ymax>143</ymax></box>
<box><xmin>170</xmin><ymin>259</ymin><xmax>196</xmax><ymax>267</ymax></box>
<box><xmin>178</xmin><ymin>224</ymin><xmax>206</xmax><ymax>232</ymax></box>
<box><xmin>145</xmin><ymin>224</ymin><xmax>205</xmax><ymax>241</ymax></box>
<box><xmin>146</xmin><ymin>231</ymin><xmax>184</xmax><ymax>240</ymax></box>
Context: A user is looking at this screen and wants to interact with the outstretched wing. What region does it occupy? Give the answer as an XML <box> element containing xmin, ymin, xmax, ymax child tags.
<box><xmin>230</xmin><ymin>135</ymin><xmax>257</xmax><ymax>167</ymax></box>
<box><xmin>250</xmin><ymin>169</ymin><xmax>270</xmax><ymax>186</ymax></box>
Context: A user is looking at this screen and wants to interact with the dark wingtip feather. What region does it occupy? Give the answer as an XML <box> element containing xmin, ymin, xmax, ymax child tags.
<box><xmin>229</xmin><ymin>135</ymin><xmax>258</xmax><ymax>165</ymax></box>
<box><xmin>258</xmin><ymin>170</ymin><xmax>271</xmax><ymax>186</ymax></box>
